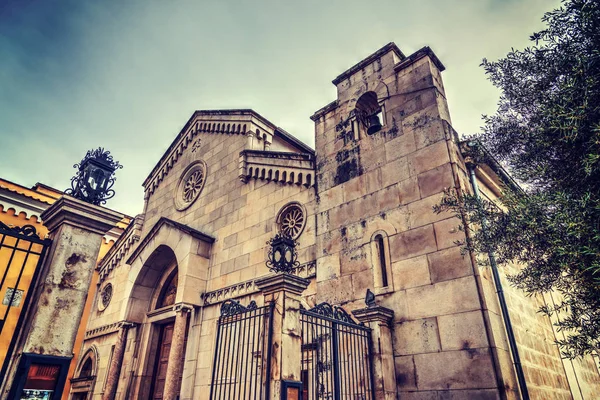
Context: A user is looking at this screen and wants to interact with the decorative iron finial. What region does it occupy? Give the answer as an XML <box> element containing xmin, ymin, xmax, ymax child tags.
<box><xmin>266</xmin><ymin>233</ymin><xmax>300</xmax><ymax>274</ymax></box>
<box><xmin>65</xmin><ymin>147</ymin><xmax>123</xmax><ymax>205</ymax></box>
<box><xmin>365</xmin><ymin>289</ymin><xmax>376</xmax><ymax>308</ymax></box>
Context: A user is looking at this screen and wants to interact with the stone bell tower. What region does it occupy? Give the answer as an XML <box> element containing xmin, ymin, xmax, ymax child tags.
<box><xmin>311</xmin><ymin>43</ymin><xmax>509</xmax><ymax>398</ymax></box>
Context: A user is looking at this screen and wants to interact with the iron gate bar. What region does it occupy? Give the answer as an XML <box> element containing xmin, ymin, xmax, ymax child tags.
<box><xmin>209</xmin><ymin>300</ymin><xmax>273</xmax><ymax>400</ymax></box>
<box><xmin>0</xmin><ymin>222</ymin><xmax>51</xmax><ymax>386</ymax></box>
<box><xmin>0</xmin><ymin>240</ymin><xmax>33</xmax><ymax>332</ymax></box>
<box><xmin>301</xmin><ymin>303</ymin><xmax>375</xmax><ymax>400</ymax></box>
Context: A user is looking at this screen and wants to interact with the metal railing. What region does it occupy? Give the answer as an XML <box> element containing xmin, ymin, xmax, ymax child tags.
<box><xmin>300</xmin><ymin>303</ymin><xmax>375</xmax><ymax>400</ymax></box>
<box><xmin>209</xmin><ymin>300</ymin><xmax>273</xmax><ymax>400</ymax></box>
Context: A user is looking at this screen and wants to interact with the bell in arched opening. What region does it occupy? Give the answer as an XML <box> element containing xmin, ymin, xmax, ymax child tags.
<box><xmin>356</xmin><ymin>91</ymin><xmax>383</xmax><ymax>135</ymax></box>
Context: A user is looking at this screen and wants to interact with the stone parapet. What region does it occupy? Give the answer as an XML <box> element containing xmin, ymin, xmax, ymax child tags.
<box><xmin>239</xmin><ymin>149</ymin><xmax>315</xmax><ymax>186</ymax></box>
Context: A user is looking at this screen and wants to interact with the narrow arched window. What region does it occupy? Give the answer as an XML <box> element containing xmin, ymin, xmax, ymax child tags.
<box><xmin>371</xmin><ymin>231</ymin><xmax>391</xmax><ymax>289</ymax></box>
<box><xmin>375</xmin><ymin>234</ymin><xmax>388</xmax><ymax>287</ymax></box>
<box><xmin>80</xmin><ymin>357</ymin><xmax>93</xmax><ymax>378</ymax></box>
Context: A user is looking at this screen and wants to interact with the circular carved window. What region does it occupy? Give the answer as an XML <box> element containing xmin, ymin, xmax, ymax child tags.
<box><xmin>175</xmin><ymin>161</ymin><xmax>207</xmax><ymax>211</ymax></box>
<box><xmin>98</xmin><ymin>283</ymin><xmax>112</xmax><ymax>311</ymax></box>
<box><xmin>276</xmin><ymin>202</ymin><xmax>306</xmax><ymax>239</ymax></box>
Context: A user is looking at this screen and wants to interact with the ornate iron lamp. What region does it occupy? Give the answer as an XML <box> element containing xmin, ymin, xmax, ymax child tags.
<box><xmin>65</xmin><ymin>147</ymin><xmax>122</xmax><ymax>205</ymax></box>
<box><xmin>266</xmin><ymin>233</ymin><xmax>300</xmax><ymax>274</ymax></box>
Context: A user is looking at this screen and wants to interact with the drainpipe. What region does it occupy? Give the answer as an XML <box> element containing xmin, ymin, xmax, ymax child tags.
<box><xmin>467</xmin><ymin>162</ymin><xmax>530</xmax><ymax>400</ymax></box>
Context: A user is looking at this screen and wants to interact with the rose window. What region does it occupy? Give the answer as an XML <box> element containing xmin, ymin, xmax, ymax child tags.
<box><xmin>98</xmin><ymin>283</ymin><xmax>112</xmax><ymax>311</ymax></box>
<box><xmin>183</xmin><ymin>170</ymin><xmax>204</xmax><ymax>203</ymax></box>
<box><xmin>175</xmin><ymin>161</ymin><xmax>207</xmax><ymax>211</ymax></box>
<box><xmin>277</xmin><ymin>203</ymin><xmax>306</xmax><ymax>239</ymax></box>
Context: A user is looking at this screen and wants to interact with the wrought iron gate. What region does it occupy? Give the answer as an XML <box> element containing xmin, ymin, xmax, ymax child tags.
<box><xmin>301</xmin><ymin>303</ymin><xmax>375</xmax><ymax>400</ymax></box>
<box><xmin>209</xmin><ymin>299</ymin><xmax>274</xmax><ymax>400</ymax></box>
<box><xmin>0</xmin><ymin>222</ymin><xmax>51</xmax><ymax>380</ymax></box>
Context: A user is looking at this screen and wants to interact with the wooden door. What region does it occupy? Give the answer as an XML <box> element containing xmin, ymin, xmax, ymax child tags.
<box><xmin>151</xmin><ymin>322</ymin><xmax>174</xmax><ymax>400</ymax></box>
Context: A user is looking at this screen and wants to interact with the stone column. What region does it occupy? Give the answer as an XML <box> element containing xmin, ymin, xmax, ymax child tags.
<box><xmin>255</xmin><ymin>273</ymin><xmax>310</xmax><ymax>400</ymax></box>
<box><xmin>163</xmin><ymin>304</ymin><xmax>192</xmax><ymax>400</ymax></box>
<box><xmin>353</xmin><ymin>305</ymin><xmax>396</xmax><ymax>400</ymax></box>
<box><xmin>20</xmin><ymin>196</ymin><xmax>122</xmax><ymax>357</ymax></box>
<box><xmin>103</xmin><ymin>322</ymin><xmax>134</xmax><ymax>400</ymax></box>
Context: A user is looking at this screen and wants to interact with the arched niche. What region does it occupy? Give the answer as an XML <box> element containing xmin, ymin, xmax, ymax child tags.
<box><xmin>70</xmin><ymin>346</ymin><xmax>99</xmax><ymax>399</ymax></box>
<box><xmin>76</xmin><ymin>346</ymin><xmax>99</xmax><ymax>378</ymax></box>
<box><xmin>126</xmin><ymin>244</ymin><xmax>178</xmax><ymax>323</ymax></box>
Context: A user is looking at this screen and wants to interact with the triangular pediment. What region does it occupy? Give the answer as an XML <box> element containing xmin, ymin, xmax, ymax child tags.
<box><xmin>142</xmin><ymin>109</ymin><xmax>313</xmax><ymax>197</ymax></box>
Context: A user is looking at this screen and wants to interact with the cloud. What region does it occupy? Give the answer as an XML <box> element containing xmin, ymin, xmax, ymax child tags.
<box><xmin>0</xmin><ymin>0</ymin><xmax>560</xmax><ymax>215</ymax></box>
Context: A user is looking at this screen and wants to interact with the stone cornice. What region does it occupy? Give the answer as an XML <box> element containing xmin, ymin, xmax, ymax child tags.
<box><xmin>0</xmin><ymin>187</ymin><xmax>50</xmax><ymax>221</ymax></box>
<box><xmin>98</xmin><ymin>215</ymin><xmax>144</xmax><ymax>282</ymax></box>
<box><xmin>255</xmin><ymin>272</ymin><xmax>311</xmax><ymax>296</ymax></box>
<box><xmin>394</xmin><ymin>45</ymin><xmax>446</xmax><ymax>73</ymax></box>
<box><xmin>84</xmin><ymin>320</ymin><xmax>137</xmax><ymax>340</ymax></box>
<box><xmin>352</xmin><ymin>306</ymin><xmax>394</xmax><ymax>325</ymax></box>
<box><xmin>41</xmin><ymin>195</ymin><xmax>124</xmax><ymax>235</ymax></box>
<box><xmin>332</xmin><ymin>42</ymin><xmax>405</xmax><ymax>85</ymax></box>
<box><xmin>239</xmin><ymin>150</ymin><xmax>315</xmax><ymax>187</ymax></box>
<box><xmin>241</xmin><ymin>150</ymin><xmax>314</xmax><ymax>162</ymax></box>
<box><xmin>126</xmin><ymin>217</ymin><xmax>215</xmax><ymax>265</ymax></box>
<box><xmin>143</xmin><ymin>110</ymin><xmax>313</xmax><ymax>198</ymax></box>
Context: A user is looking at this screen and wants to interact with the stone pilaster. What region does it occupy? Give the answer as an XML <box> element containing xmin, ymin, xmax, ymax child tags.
<box><xmin>163</xmin><ymin>303</ymin><xmax>192</xmax><ymax>400</ymax></box>
<box><xmin>353</xmin><ymin>306</ymin><xmax>396</xmax><ymax>400</ymax></box>
<box><xmin>102</xmin><ymin>322</ymin><xmax>134</xmax><ymax>400</ymax></box>
<box><xmin>255</xmin><ymin>273</ymin><xmax>310</xmax><ymax>400</ymax></box>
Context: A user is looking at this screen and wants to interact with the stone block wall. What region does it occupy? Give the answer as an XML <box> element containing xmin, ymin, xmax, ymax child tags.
<box><xmin>312</xmin><ymin>46</ymin><xmax>503</xmax><ymax>398</ymax></box>
<box><xmin>473</xmin><ymin>172</ymin><xmax>600</xmax><ymax>399</ymax></box>
<box><xmin>76</xmin><ymin>111</ymin><xmax>317</xmax><ymax>399</ymax></box>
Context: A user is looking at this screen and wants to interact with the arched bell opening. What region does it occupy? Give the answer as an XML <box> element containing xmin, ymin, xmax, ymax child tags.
<box><xmin>356</xmin><ymin>91</ymin><xmax>383</xmax><ymax>135</ymax></box>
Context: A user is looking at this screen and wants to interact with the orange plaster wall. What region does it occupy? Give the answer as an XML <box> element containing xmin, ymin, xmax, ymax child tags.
<box><xmin>0</xmin><ymin>209</ymin><xmax>47</xmax><ymax>373</ymax></box>
<box><xmin>0</xmin><ymin>178</ymin><xmax>128</xmax><ymax>399</ymax></box>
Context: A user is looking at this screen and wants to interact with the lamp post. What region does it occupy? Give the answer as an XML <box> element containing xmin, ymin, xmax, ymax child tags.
<box><xmin>65</xmin><ymin>148</ymin><xmax>123</xmax><ymax>205</ymax></box>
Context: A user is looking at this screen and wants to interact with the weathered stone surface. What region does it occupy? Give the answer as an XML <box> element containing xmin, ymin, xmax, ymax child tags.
<box><xmin>393</xmin><ymin>318</ymin><xmax>441</xmax><ymax>356</ymax></box>
<box><xmin>427</xmin><ymin>246</ymin><xmax>473</xmax><ymax>283</ymax></box>
<box><xmin>395</xmin><ymin>355</ymin><xmax>418</xmax><ymax>391</ymax></box>
<box><xmin>392</xmin><ymin>255</ymin><xmax>431</xmax><ymax>290</ymax></box>
<box><xmin>413</xmin><ymin>349</ymin><xmax>497</xmax><ymax>390</ymax></box>
<box><xmin>23</xmin><ymin>199</ymin><xmax>121</xmax><ymax>357</ymax></box>
<box><xmin>433</xmin><ymin>218</ymin><xmax>463</xmax><ymax>250</ymax></box>
<box><xmin>437</xmin><ymin>311</ymin><xmax>489</xmax><ymax>351</ymax></box>
<box><xmin>417</xmin><ymin>163</ymin><xmax>454</xmax><ymax>198</ymax></box>
<box><xmin>389</xmin><ymin>225</ymin><xmax>437</xmax><ymax>262</ymax></box>
<box><xmin>405</xmin><ymin>276</ymin><xmax>481</xmax><ymax>320</ymax></box>
<box><xmin>408</xmin><ymin>141</ymin><xmax>450</xmax><ymax>176</ymax></box>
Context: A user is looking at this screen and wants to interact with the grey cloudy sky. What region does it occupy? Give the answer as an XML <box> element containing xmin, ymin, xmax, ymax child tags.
<box><xmin>0</xmin><ymin>0</ymin><xmax>559</xmax><ymax>216</ymax></box>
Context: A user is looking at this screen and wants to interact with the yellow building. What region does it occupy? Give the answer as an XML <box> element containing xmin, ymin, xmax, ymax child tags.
<box><xmin>0</xmin><ymin>177</ymin><xmax>129</xmax><ymax>399</ymax></box>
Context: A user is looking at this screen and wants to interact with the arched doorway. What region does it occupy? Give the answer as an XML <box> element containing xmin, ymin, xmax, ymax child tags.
<box><xmin>147</xmin><ymin>269</ymin><xmax>189</xmax><ymax>400</ymax></box>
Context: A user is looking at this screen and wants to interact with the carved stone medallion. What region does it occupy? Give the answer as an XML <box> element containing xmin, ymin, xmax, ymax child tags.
<box><xmin>175</xmin><ymin>160</ymin><xmax>207</xmax><ymax>211</ymax></box>
<box><xmin>276</xmin><ymin>202</ymin><xmax>306</xmax><ymax>239</ymax></box>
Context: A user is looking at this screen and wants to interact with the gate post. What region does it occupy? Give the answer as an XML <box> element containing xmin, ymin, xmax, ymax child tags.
<box><xmin>3</xmin><ymin>196</ymin><xmax>123</xmax><ymax>399</ymax></box>
<box><xmin>353</xmin><ymin>305</ymin><xmax>396</xmax><ymax>400</ymax></box>
<box><xmin>256</xmin><ymin>273</ymin><xmax>309</xmax><ymax>400</ymax></box>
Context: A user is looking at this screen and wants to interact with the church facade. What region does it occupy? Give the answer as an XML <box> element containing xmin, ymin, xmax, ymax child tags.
<box><xmin>70</xmin><ymin>43</ymin><xmax>600</xmax><ymax>400</ymax></box>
